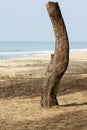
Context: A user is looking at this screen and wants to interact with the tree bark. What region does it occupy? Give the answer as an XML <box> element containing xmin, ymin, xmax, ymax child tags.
<box><xmin>41</xmin><ymin>2</ymin><xmax>69</xmax><ymax>108</ymax></box>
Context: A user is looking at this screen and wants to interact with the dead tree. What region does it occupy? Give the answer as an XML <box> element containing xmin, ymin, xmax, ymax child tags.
<box><xmin>41</xmin><ymin>2</ymin><xmax>69</xmax><ymax>108</ymax></box>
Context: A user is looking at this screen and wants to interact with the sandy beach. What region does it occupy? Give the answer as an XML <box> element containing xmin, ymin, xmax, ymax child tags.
<box><xmin>0</xmin><ymin>51</ymin><xmax>87</xmax><ymax>130</ymax></box>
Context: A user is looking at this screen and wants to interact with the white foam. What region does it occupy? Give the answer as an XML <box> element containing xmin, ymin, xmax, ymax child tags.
<box><xmin>70</xmin><ymin>49</ymin><xmax>87</xmax><ymax>52</ymax></box>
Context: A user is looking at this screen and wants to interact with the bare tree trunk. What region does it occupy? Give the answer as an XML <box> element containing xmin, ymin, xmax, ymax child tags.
<box><xmin>41</xmin><ymin>2</ymin><xmax>69</xmax><ymax>108</ymax></box>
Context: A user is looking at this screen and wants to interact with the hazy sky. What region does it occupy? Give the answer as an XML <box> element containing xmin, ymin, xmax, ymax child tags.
<box><xmin>0</xmin><ymin>0</ymin><xmax>87</xmax><ymax>42</ymax></box>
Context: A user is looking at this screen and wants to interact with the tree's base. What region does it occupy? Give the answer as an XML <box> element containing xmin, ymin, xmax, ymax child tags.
<box><xmin>41</xmin><ymin>95</ymin><xmax>59</xmax><ymax>108</ymax></box>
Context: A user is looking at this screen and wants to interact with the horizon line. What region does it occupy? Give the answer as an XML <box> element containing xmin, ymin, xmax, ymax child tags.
<box><xmin>0</xmin><ymin>41</ymin><xmax>87</xmax><ymax>43</ymax></box>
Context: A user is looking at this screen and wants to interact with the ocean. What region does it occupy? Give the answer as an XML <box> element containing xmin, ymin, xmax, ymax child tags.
<box><xmin>0</xmin><ymin>41</ymin><xmax>87</xmax><ymax>59</ymax></box>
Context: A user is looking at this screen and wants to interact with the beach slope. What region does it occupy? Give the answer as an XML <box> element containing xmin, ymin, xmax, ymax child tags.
<box><xmin>0</xmin><ymin>52</ymin><xmax>87</xmax><ymax>130</ymax></box>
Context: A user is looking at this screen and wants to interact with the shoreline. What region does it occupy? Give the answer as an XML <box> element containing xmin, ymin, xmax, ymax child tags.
<box><xmin>0</xmin><ymin>51</ymin><xmax>87</xmax><ymax>61</ymax></box>
<box><xmin>0</xmin><ymin>50</ymin><xmax>87</xmax><ymax>61</ymax></box>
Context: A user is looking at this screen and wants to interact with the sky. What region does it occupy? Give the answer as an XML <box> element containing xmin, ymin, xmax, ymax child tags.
<box><xmin>0</xmin><ymin>0</ymin><xmax>87</xmax><ymax>42</ymax></box>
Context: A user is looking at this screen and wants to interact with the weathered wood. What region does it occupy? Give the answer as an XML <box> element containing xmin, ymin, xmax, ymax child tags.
<box><xmin>41</xmin><ymin>2</ymin><xmax>69</xmax><ymax>108</ymax></box>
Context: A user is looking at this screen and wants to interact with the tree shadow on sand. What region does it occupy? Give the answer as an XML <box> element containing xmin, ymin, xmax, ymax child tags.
<box><xmin>59</xmin><ymin>102</ymin><xmax>87</xmax><ymax>107</ymax></box>
<box><xmin>0</xmin><ymin>73</ymin><xmax>87</xmax><ymax>99</ymax></box>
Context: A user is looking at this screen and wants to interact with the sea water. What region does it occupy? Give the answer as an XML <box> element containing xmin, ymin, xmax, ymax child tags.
<box><xmin>0</xmin><ymin>41</ymin><xmax>87</xmax><ymax>59</ymax></box>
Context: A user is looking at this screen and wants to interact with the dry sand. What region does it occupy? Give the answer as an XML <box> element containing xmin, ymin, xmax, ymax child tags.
<box><xmin>0</xmin><ymin>51</ymin><xmax>87</xmax><ymax>130</ymax></box>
